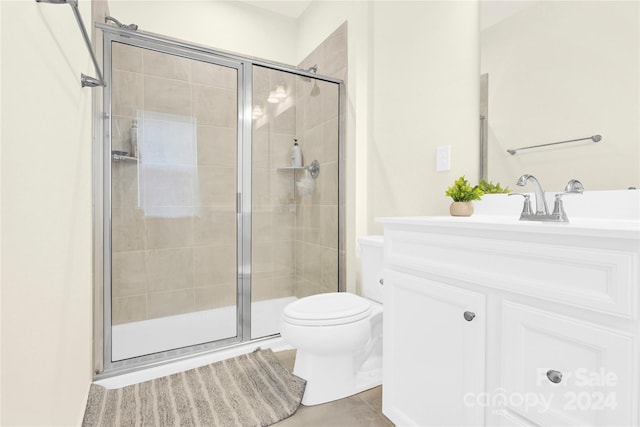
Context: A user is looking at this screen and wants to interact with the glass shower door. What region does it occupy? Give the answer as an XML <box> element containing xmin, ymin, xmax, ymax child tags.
<box><xmin>108</xmin><ymin>40</ymin><xmax>242</xmax><ymax>362</ymax></box>
<box><xmin>250</xmin><ymin>65</ymin><xmax>341</xmax><ymax>339</ymax></box>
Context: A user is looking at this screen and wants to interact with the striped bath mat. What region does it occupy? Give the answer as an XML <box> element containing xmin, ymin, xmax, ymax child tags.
<box><xmin>82</xmin><ymin>348</ymin><xmax>306</xmax><ymax>427</ymax></box>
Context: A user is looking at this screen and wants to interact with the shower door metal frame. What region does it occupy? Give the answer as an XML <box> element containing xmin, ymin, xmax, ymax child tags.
<box><xmin>95</xmin><ymin>24</ymin><xmax>345</xmax><ymax>378</ymax></box>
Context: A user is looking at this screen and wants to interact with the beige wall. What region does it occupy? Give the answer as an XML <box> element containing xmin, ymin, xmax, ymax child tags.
<box><xmin>369</xmin><ymin>1</ymin><xmax>479</xmax><ymax>232</ymax></box>
<box><xmin>108</xmin><ymin>0</ymin><xmax>298</xmax><ymax>65</ymax></box>
<box><xmin>482</xmin><ymin>1</ymin><xmax>639</xmax><ymax>191</ymax></box>
<box><xmin>1</xmin><ymin>1</ymin><xmax>93</xmax><ymax>425</ymax></box>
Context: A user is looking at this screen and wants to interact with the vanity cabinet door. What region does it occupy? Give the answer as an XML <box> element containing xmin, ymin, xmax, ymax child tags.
<box><xmin>501</xmin><ymin>302</ymin><xmax>634</xmax><ymax>427</ymax></box>
<box><xmin>383</xmin><ymin>270</ymin><xmax>486</xmax><ymax>426</ymax></box>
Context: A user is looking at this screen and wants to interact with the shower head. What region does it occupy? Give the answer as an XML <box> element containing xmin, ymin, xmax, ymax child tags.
<box><xmin>310</xmin><ymin>81</ymin><xmax>320</xmax><ymax>97</ymax></box>
<box><xmin>105</xmin><ymin>15</ymin><xmax>138</xmax><ymax>31</ymax></box>
<box><xmin>306</xmin><ymin>65</ymin><xmax>318</xmax><ymax>74</ymax></box>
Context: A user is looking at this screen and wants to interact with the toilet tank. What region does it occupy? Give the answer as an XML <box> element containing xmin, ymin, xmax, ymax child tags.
<box><xmin>357</xmin><ymin>235</ymin><xmax>384</xmax><ymax>303</ymax></box>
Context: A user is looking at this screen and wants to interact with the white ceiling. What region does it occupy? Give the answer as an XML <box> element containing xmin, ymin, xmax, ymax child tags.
<box><xmin>241</xmin><ymin>0</ymin><xmax>313</xmax><ymax>19</ymax></box>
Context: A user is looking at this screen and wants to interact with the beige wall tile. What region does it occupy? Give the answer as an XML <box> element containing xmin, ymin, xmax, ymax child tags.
<box><xmin>302</xmin><ymin>243</ymin><xmax>322</xmax><ymax>283</ymax></box>
<box><xmin>252</xmin><ymin>242</ymin><xmax>273</xmax><ymax>276</ymax></box>
<box><xmin>294</xmin><ymin>277</ymin><xmax>325</xmax><ymax>299</ymax></box>
<box><xmin>252</xmin><ymin>168</ymin><xmax>271</xmax><ymax>208</ymax></box>
<box><xmin>147</xmin><ymin>289</ymin><xmax>195</xmax><ymax>319</ymax></box>
<box><xmin>113</xmin><ymin>42</ymin><xmax>143</xmax><ymax>73</ymax></box>
<box><xmin>322</xmin><ymin>25</ymin><xmax>347</xmax><ymax>77</ymax></box>
<box><xmin>252</xmin><ymin>129</ymin><xmax>270</xmax><ymax>169</ymax></box>
<box><xmin>112</xmin><ymin>251</ymin><xmax>147</xmax><ymax>298</ymax></box>
<box><xmin>302</xmin><ymin>124</ymin><xmax>323</xmax><ymax>165</ymax></box>
<box><xmin>142</xmin><ymin>49</ymin><xmax>191</xmax><ymax>81</ymax></box>
<box><xmin>146</xmin><ymin>214</ymin><xmax>194</xmax><ymax>249</ymax></box>
<box><xmin>111</xmin><ymin>116</ymin><xmax>135</xmax><ymax>153</ymax></box>
<box><xmin>320</xmin><ymin>81</ymin><xmax>339</xmax><ymax>121</ymax></box>
<box><xmin>193</xmin><ymin>245</ymin><xmax>236</xmax><ymax>287</ymax></box>
<box><xmin>320</xmin><ymin>161</ymin><xmax>339</xmax><ymax>205</ymax></box>
<box><xmin>320</xmin><ymin>205</ymin><xmax>339</xmax><ymax>249</ymax></box>
<box><xmin>270</xmin><ymin>132</ymin><xmax>294</xmax><ymax>168</ymax></box>
<box><xmin>321</xmin><ymin>247</ymin><xmax>339</xmax><ymax>292</ymax></box>
<box><xmin>112</xmin><ymin>295</ymin><xmax>147</xmax><ymax>325</ymax></box>
<box><xmin>193</xmin><ymin>208</ymin><xmax>236</xmax><ymax>247</ymax></box>
<box><xmin>146</xmin><ymin>248</ymin><xmax>194</xmax><ymax>293</ymax></box>
<box><xmin>272</xmin><ymin>103</ymin><xmax>296</xmax><ymax>134</ymax></box>
<box><xmin>271</xmin><ymin>171</ymin><xmax>295</xmax><ymax>205</ymax></box>
<box><xmin>112</xmin><ymin>70</ymin><xmax>143</xmax><ymax>117</ymax></box>
<box><xmin>111</xmin><ymin>162</ymin><xmax>140</xmax><ymax>208</ymax></box>
<box><xmin>322</xmin><ymin>117</ymin><xmax>339</xmax><ymax>163</ymax></box>
<box><xmin>272</xmin><ymin>241</ymin><xmax>295</xmax><ymax>275</ymax></box>
<box><xmin>197</xmin><ymin>125</ymin><xmax>237</xmax><ymax>167</ymax></box>
<box><xmin>252</xmin><ymin>211</ymin><xmax>273</xmax><ymax>243</ymax></box>
<box><xmin>144</xmin><ymin>75</ymin><xmax>192</xmax><ymax>116</ymax></box>
<box><xmin>273</xmin><ymin>206</ymin><xmax>295</xmax><ymax>242</ymax></box>
<box><xmin>111</xmin><ymin>207</ymin><xmax>145</xmax><ymax>252</ymax></box>
<box><xmin>192</xmin><ymin>85</ymin><xmax>236</xmax><ymax>127</ymax></box>
<box><xmin>191</xmin><ymin>61</ymin><xmax>237</xmax><ymax>89</ymax></box>
<box><xmin>302</xmin><ymin>205</ymin><xmax>321</xmax><ymax>245</ymax></box>
<box><xmin>195</xmin><ymin>166</ymin><xmax>236</xmax><ymax>207</ymax></box>
<box><xmin>194</xmin><ymin>285</ymin><xmax>237</xmax><ymax>311</ymax></box>
<box><xmin>252</xmin><ymin>273</ymin><xmax>294</xmax><ymax>301</ymax></box>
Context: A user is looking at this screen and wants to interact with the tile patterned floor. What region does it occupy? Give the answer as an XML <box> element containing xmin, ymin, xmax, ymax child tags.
<box><xmin>273</xmin><ymin>350</ymin><xmax>394</xmax><ymax>427</ymax></box>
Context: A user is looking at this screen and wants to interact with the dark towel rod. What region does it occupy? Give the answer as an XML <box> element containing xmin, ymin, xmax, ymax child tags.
<box><xmin>507</xmin><ymin>134</ymin><xmax>602</xmax><ymax>155</ymax></box>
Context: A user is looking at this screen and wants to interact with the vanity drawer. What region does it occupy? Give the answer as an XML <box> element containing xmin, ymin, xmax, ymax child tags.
<box><xmin>500</xmin><ymin>302</ymin><xmax>634</xmax><ymax>427</ymax></box>
<box><xmin>385</xmin><ymin>230</ymin><xmax>638</xmax><ymax>319</ymax></box>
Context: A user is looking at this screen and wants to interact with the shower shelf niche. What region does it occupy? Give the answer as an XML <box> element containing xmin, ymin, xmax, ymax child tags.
<box><xmin>277</xmin><ymin>160</ymin><xmax>320</xmax><ymax>179</ymax></box>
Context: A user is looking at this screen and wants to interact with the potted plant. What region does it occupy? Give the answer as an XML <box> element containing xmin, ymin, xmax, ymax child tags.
<box><xmin>477</xmin><ymin>179</ymin><xmax>510</xmax><ymax>194</ymax></box>
<box><xmin>445</xmin><ymin>176</ymin><xmax>483</xmax><ymax>216</ymax></box>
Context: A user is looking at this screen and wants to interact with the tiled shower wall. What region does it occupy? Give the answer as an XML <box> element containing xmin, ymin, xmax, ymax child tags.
<box><xmin>251</xmin><ymin>67</ymin><xmax>299</xmax><ymax>302</ymax></box>
<box><xmin>111</xmin><ymin>42</ymin><xmax>239</xmax><ymax>324</ymax></box>
<box><xmin>111</xmin><ymin>22</ymin><xmax>347</xmax><ymax>324</ymax></box>
<box><xmin>293</xmin><ymin>23</ymin><xmax>347</xmax><ymax>298</ymax></box>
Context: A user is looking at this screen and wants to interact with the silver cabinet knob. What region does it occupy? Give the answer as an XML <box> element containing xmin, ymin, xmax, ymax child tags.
<box><xmin>546</xmin><ymin>370</ymin><xmax>563</xmax><ymax>384</ymax></box>
<box><xmin>463</xmin><ymin>311</ymin><xmax>476</xmax><ymax>321</ymax></box>
<box><xmin>379</xmin><ymin>278</ymin><xmax>384</xmax><ymax>285</ymax></box>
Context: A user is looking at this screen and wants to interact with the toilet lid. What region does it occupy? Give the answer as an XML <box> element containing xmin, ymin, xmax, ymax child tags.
<box><xmin>282</xmin><ymin>292</ymin><xmax>372</xmax><ymax>326</ymax></box>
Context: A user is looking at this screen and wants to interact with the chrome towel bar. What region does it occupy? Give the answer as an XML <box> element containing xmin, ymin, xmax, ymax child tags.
<box><xmin>35</xmin><ymin>0</ymin><xmax>105</xmax><ymax>87</ymax></box>
<box><xmin>507</xmin><ymin>134</ymin><xmax>601</xmax><ymax>155</ymax></box>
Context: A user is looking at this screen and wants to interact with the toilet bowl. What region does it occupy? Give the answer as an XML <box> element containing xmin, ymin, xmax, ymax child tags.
<box><xmin>280</xmin><ymin>236</ymin><xmax>384</xmax><ymax>406</ymax></box>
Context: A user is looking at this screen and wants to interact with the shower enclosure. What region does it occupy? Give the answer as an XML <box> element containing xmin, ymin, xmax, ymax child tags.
<box><xmin>97</xmin><ymin>26</ymin><xmax>343</xmax><ymax>374</ymax></box>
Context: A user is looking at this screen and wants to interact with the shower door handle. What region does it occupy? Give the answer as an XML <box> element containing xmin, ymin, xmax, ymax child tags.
<box><xmin>237</xmin><ymin>193</ymin><xmax>242</xmax><ymax>214</ymax></box>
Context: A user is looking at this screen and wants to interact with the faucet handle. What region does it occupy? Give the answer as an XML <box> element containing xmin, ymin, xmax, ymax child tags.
<box><xmin>562</xmin><ymin>179</ymin><xmax>584</xmax><ymax>195</ymax></box>
<box><xmin>508</xmin><ymin>192</ymin><xmax>533</xmax><ymax>216</ymax></box>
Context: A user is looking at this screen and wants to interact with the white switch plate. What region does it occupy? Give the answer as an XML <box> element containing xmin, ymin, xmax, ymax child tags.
<box><xmin>436</xmin><ymin>145</ymin><xmax>451</xmax><ymax>171</ymax></box>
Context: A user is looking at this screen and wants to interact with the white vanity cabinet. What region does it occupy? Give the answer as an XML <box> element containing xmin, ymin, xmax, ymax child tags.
<box><xmin>380</xmin><ymin>216</ymin><xmax>639</xmax><ymax>427</ymax></box>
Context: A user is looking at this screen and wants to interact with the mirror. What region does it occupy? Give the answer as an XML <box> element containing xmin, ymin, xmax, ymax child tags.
<box><xmin>480</xmin><ymin>1</ymin><xmax>639</xmax><ymax>191</ymax></box>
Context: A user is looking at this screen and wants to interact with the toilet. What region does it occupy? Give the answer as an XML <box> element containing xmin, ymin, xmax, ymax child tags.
<box><xmin>280</xmin><ymin>235</ymin><xmax>384</xmax><ymax>406</ymax></box>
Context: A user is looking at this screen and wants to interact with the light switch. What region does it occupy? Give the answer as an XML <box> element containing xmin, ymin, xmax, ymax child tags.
<box><xmin>436</xmin><ymin>145</ymin><xmax>451</xmax><ymax>171</ymax></box>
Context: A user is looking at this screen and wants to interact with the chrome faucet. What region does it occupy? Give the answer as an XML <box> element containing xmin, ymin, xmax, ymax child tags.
<box><xmin>516</xmin><ymin>174</ymin><xmax>549</xmax><ymax>215</ymax></box>
<box><xmin>509</xmin><ymin>175</ymin><xmax>583</xmax><ymax>222</ymax></box>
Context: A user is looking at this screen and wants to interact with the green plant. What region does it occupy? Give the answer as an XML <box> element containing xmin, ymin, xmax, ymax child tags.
<box><xmin>477</xmin><ymin>179</ymin><xmax>511</xmax><ymax>194</ymax></box>
<box><xmin>445</xmin><ymin>176</ymin><xmax>484</xmax><ymax>202</ymax></box>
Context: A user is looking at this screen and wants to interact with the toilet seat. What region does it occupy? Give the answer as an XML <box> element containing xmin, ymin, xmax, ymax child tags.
<box><xmin>282</xmin><ymin>293</ymin><xmax>372</xmax><ymax>326</ymax></box>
